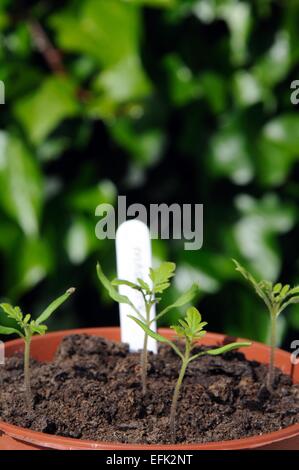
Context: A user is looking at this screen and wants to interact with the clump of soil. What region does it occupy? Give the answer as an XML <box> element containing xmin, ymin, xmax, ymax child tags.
<box><xmin>0</xmin><ymin>334</ymin><xmax>298</xmax><ymax>444</ymax></box>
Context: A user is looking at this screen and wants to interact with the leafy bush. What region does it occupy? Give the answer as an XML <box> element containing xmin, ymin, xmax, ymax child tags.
<box><xmin>0</xmin><ymin>0</ymin><xmax>299</xmax><ymax>344</ymax></box>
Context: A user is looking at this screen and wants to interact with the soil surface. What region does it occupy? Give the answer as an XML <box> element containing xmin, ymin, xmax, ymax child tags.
<box><xmin>0</xmin><ymin>334</ymin><xmax>299</xmax><ymax>444</ymax></box>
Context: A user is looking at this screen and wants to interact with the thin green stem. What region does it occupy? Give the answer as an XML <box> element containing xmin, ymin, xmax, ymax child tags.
<box><xmin>24</xmin><ymin>332</ymin><xmax>32</xmax><ymax>410</ymax></box>
<box><xmin>141</xmin><ymin>295</ymin><xmax>152</xmax><ymax>395</ymax></box>
<box><xmin>141</xmin><ymin>332</ymin><xmax>148</xmax><ymax>395</ymax></box>
<box><xmin>267</xmin><ymin>313</ymin><xmax>277</xmax><ymax>390</ymax></box>
<box><xmin>169</xmin><ymin>342</ymin><xmax>190</xmax><ymax>442</ymax></box>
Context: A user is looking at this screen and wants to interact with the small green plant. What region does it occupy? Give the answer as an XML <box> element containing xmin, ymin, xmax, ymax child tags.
<box><xmin>233</xmin><ymin>259</ymin><xmax>299</xmax><ymax>389</ymax></box>
<box><xmin>130</xmin><ymin>306</ymin><xmax>251</xmax><ymax>441</ymax></box>
<box><xmin>0</xmin><ymin>288</ymin><xmax>75</xmax><ymax>408</ymax></box>
<box><xmin>97</xmin><ymin>262</ymin><xmax>198</xmax><ymax>394</ymax></box>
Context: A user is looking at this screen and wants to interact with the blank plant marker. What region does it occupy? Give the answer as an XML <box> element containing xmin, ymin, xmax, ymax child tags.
<box><xmin>116</xmin><ymin>220</ymin><xmax>157</xmax><ymax>353</ymax></box>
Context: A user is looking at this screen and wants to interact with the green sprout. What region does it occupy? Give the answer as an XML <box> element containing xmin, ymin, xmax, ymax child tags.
<box><xmin>0</xmin><ymin>288</ymin><xmax>75</xmax><ymax>409</ymax></box>
<box><xmin>97</xmin><ymin>262</ymin><xmax>198</xmax><ymax>394</ymax></box>
<box><xmin>233</xmin><ymin>259</ymin><xmax>299</xmax><ymax>389</ymax></box>
<box><xmin>130</xmin><ymin>306</ymin><xmax>251</xmax><ymax>441</ymax></box>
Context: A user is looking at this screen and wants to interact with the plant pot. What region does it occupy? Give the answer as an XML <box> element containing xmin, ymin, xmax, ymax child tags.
<box><xmin>0</xmin><ymin>327</ymin><xmax>298</xmax><ymax>450</ymax></box>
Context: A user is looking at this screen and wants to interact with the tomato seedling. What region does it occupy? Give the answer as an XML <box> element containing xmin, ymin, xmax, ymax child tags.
<box><xmin>130</xmin><ymin>306</ymin><xmax>251</xmax><ymax>441</ymax></box>
<box><xmin>97</xmin><ymin>262</ymin><xmax>198</xmax><ymax>394</ymax></box>
<box><xmin>233</xmin><ymin>259</ymin><xmax>299</xmax><ymax>389</ymax></box>
<box><xmin>0</xmin><ymin>288</ymin><xmax>75</xmax><ymax>408</ymax></box>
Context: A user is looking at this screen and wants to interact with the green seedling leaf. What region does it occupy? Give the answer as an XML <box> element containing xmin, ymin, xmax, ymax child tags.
<box><xmin>36</xmin><ymin>287</ymin><xmax>75</xmax><ymax>325</ymax></box>
<box><xmin>97</xmin><ymin>263</ymin><xmax>142</xmax><ymax>319</ymax></box>
<box><xmin>171</xmin><ymin>307</ymin><xmax>207</xmax><ymax>342</ymax></box>
<box><xmin>232</xmin><ymin>259</ymin><xmax>271</xmax><ymax>308</ymax></box>
<box><xmin>0</xmin><ymin>303</ymin><xmax>23</xmax><ymax>323</ymax></box>
<box><xmin>190</xmin><ymin>341</ymin><xmax>251</xmax><ymax>362</ymax></box>
<box><xmin>0</xmin><ymin>289</ymin><xmax>74</xmax><ymax>409</ymax></box>
<box><xmin>0</xmin><ymin>325</ymin><xmax>23</xmax><ymax>337</ymax></box>
<box><xmin>112</xmin><ymin>279</ymin><xmax>140</xmax><ymax>290</ymax></box>
<box><xmin>149</xmin><ymin>262</ymin><xmax>176</xmax><ymax>294</ymax></box>
<box><xmin>273</xmin><ymin>283</ymin><xmax>282</xmax><ymax>293</ymax></box>
<box><xmin>137</xmin><ymin>278</ymin><xmax>151</xmax><ymax>293</ymax></box>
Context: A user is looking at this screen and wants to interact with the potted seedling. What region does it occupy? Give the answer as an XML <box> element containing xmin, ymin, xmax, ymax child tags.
<box><xmin>97</xmin><ymin>261</ymin><xmax>198</xmax><ymax>393</ymax></box>
<box><xmin>233</xmin><ymin>259</ymin><xmax>299</xmax><ymax>390</ymax></box>
<box><xmin>0</xmin><ymin>288</ymin><xmax>75</xmax><ymax>408</ymax></box>
<box><xmin>129</xmin><ymin>306</ymin><xmax>250</xmax><ymax>441</ymax></box>
<box><xmin>0</xmin><ymin>260</ymin><xmax>298</xmax><ymax>450</ymax></box>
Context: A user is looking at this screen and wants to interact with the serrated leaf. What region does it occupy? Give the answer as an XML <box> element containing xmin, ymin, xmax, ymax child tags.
<box><xmin>29</xmin><ymin>322</ymin><xmax>47</xmax><ymax>335</ymax></box>
<box><xmin>149</xmin><ymin>262</ymin><xmax>176</xmax><ymax>294</ymax></box>
<box><xmin>36</xmin><ymin>288</ymin><xmax>75</xmax><ymax>325</ymax></box>
<box><xmin>14</xmin><ymin>76</ymin><xmax>79</xmax><ymax>145</ymax></box>
<box><xmin>0</xmin><ymin>303</ymin><xmax>23</xmax><ymax>322</ymax></box>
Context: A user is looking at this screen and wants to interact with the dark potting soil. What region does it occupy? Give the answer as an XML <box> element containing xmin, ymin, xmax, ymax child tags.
<box><xmin>0</xmin><ymin>334</ymin><xmax>298</xmax><ymax>444</ymax></box>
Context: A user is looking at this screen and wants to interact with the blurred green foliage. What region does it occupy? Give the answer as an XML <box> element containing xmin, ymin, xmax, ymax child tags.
<box><xmin>1</xmin><ymin>0</ymin><xmax>299</xmax><ymax>346</ymax></box>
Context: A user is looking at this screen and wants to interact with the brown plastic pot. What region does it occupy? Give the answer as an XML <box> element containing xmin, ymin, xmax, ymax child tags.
<box><xmin>0</xmin><ymin>327</ymin><xmax>298</xmax><ymax>450</ymax></box>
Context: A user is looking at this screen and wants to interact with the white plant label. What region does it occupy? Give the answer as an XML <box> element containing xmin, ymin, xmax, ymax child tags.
<box><xmin>116</xmin><ymin>220</ymin><xmax>157</xmax><ymax>352</ymax></box>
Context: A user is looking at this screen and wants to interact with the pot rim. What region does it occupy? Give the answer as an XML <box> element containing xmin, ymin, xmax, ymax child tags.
<box><xmin>0</xmin><ymin>327</ymin><xmax>298</xmax><ymax>450</ymax></box>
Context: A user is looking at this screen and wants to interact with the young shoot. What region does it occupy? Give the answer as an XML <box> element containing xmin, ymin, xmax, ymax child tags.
<box><xmin>130</xmin><ymin>306</ymin><xmax>251</xmax><ymax>442</ymax></box>
<box><xmin>233</xmin><ymin>259</ymin><xmax>299</xmax><ymax>389</ymax></box>
<box><xmin>0</xmin><ymin>288</ymin><xmax>75</xmax><ymax>409</ymax></box>
<box><xmin>97</xmin><ymin>262</ymin><xmax>198</xmax><ymax>394</ymax></box>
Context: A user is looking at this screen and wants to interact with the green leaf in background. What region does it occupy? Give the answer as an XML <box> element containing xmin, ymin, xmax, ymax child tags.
<box><xmin>1</xmin><ymin>0</ymin><xmax>299</xmax><ymax>349</ymax></box>
<box><xmin>0</xmin><ymin>132</ymin><xmax>43</xmax><ymax>236</ymax></box>
<box><xmin>13</xmin><ymin>238</ymin><xmax>53</xmax><ymax>296</ymax></box>
<box><xmin>218</xmin><ymin>1</ymin><xmax>252</xmax><ymax>65</ymax></box>
<box><xmin>66</xmin><ymin>217</ymin><xmax>99</xmax><ymax>264</ymax></box>
<box><xmin>234</xmin><ymin>194</ymin><xmax>295</xmax><ymax>281</ymax></box>
<box><xmin>14</xmin><ymin>76</ymin><xmax>79</xmax><ymax>145</ymax></box>
<box><xmin>257</xmin><ymin>136</ymin><xmax>296</xmax><ymax>187</ymax></box>
<box><xmin>262</xmin><ymin>114</ymin><xmax>299</xmax><ymax>155</ymax></box>
<box><xmin>51</xmin><ymin>0</ymin><xmax>141</xmax><ymax>68</ymax></box>
<box><xmin>94</xmin><ymin>55</ymin><xmax>152</xmax><ymax>104</ymax></box>
<box><xmin>164</xmin><ymin>54</ymin><xmax>201</xmax><ymax>106</ymax></box>
<box><xmin>233</xmin><ymin>71</ymin><xmax>263</xmax><ymax>108</ymax></box>
<box><xmin>210</xmin><ymin>122</ymin><xmax>254</xmax><ymax>185</ymax></box>
<box><xmin>253</xmin><ymin>31</ymin><xmax>291</xmax><ymax>87</ymax></box>
<box><xmin>69</xmin><ymin>180</ymin><xmax>116</xmax><ymax>215</ymax></box>
<box><xmin>109</xmin><ymin>119</ymin><xmax>165</xmax><ymax>167</ymax></box>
